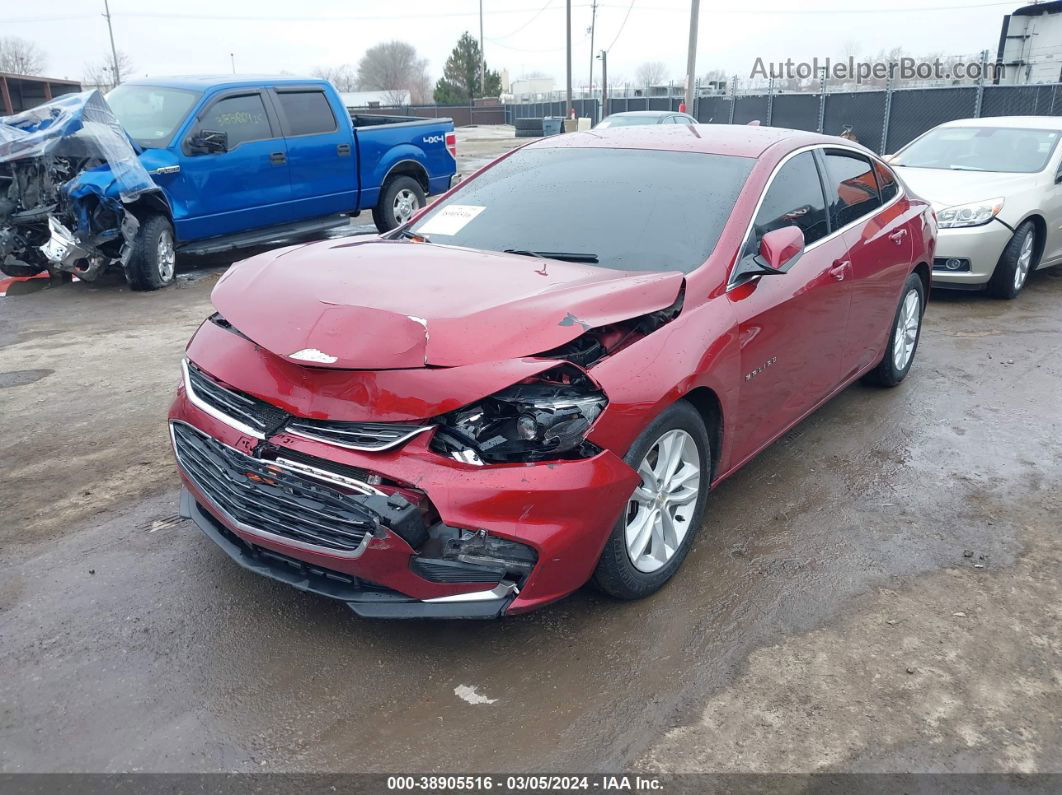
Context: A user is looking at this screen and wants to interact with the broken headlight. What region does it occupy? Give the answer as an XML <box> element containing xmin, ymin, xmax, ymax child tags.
<box><xmin>431</xmin><ymin>366</ymin><xmax>607</xmax><ymax>464</ymax></box>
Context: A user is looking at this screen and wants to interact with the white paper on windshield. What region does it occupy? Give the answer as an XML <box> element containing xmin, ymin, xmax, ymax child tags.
<box><xmin>418</xmin><ymin>204</ymin><xmax>486</xmax><ymax>236</ymax></box>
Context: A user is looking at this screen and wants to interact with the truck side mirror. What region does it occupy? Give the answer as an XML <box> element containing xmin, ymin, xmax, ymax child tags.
<box><xmin>189</xmin><ymin>130</ymin><xmax>228</xmax><ymax>155</ymax></box>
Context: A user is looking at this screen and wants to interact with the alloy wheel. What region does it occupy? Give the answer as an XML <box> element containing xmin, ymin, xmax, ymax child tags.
<box><xmin>892</xmin><ymin>288</ymin><xmax>921</xmax><ymax>371</ymax></box>
<box><xmin>393</xmin><ymin>188</ymin><xmax>420</xmax><ymax>224</ymax></box>
<box><xmin>1014</xmin><ymin>231</ymin><xmax>1033</xmax><ymax>291</ymax></box>
<box><xmin>157</xmin><ymin>230</ymin><xmax>176</xmax><ymax>282</ymax></box>
<box><xmin>625</xmin><ymin>429</ymin><xmax>701</xmax><ymax>573</ymax></box>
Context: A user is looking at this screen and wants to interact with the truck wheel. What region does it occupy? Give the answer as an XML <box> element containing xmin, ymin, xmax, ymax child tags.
<box><xmin>125</xmin><ymin>214</ymin><xmax>176</xmax><ymax>291</ymax></box>
<box><xmin>373</xmin><ymin>176</ymin><xmax>426</xmax><ymax>233</ymax></box>
<box><xmin>0</xmin><ymin>259</ymin><xmax>47</xmax><ymax>278</ymax></box>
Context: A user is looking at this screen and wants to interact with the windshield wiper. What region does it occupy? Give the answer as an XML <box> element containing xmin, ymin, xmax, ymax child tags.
<box><xmin>504</xmin><ymin>249</ymin><xmax>599</xmax><ymax>263</ymax></box>
<box><xmin>394</xmin><ymin>228</ymin><xmax>431</xmax><ymax>243</ymax></box>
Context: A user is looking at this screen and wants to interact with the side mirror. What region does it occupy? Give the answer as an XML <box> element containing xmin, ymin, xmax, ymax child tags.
<box><xmin>1054</xmin><ymin>169</ymin><xmax>1062</xmax><ymax>184</ymax></box>
<box><xmin>756</xmin><ymin>226</ymin><xmax>805</xmax><ymax>273</ymax></box>
<box><xmin>188</xmin><ymin>129</ymin><xmax>228</xmax><ymax>155</ymax></box>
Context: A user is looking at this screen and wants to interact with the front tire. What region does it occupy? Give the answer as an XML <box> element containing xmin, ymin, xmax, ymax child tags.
<box><xmin>372</xmin><ymin>176</ymin><xmax>426</xmax><ymax>233</ymax></box>
<box><xmin>592</xmin><ymin>401</ymin><xmax>710</xmax><ymax>600</ymax></box>
<box><xmin>124</xmin><ymin>214</ymin><xmax>176</xmax><ymax>291</ymax></box>
<box><xmin>987</xmin><ymin>221</ymin><xmax>1036</xmax><ymax>299</ymax></box>
<box><xmin>863</xmin><ymin>272</ymin><xmax>925</xmax><ymax>387</ymax></box>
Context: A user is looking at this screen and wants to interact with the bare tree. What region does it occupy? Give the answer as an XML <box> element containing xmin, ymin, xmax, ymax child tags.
<box><xmin>311</xmin><ymin>64</ymin><xmax>358</xmax><ymax>92</ymax></box>
<box><xmin>634</xmin><ymin>61</ymin><xmax>668</xmax><ymax>87</ymax></box>
<box><xmin>84</xmin><ymin>51</ymin><xmax>134</xmax><ymax>92</ymax></box>
<box><xmin>355</xmin><ymin>41</ymin><xmax>432</xmax><ymax>104</ymax></box>
<box><xmin>0</xmin><ymin>37</ymin><xmax>47</xmax><ymax>76</ymax></box>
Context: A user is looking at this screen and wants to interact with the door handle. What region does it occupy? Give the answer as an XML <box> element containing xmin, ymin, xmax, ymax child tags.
<box><xmin>337</xmin><ymin>143</ymin><xmax>351</xmax><ymax>156</ymax></box>
<box><xmin>269</xmin><ymin>151</ymin><xmax>286</xmax><ymax>165</ymax></box>
<box><xmin>889</xmin><ymin>228</ymin><xmax>908</xmax><ymax>244</ymax></box>
<box><xmin>829</xmin><ymin>260</ymin><xmax>851</xmax><ymax>281</ymax></box>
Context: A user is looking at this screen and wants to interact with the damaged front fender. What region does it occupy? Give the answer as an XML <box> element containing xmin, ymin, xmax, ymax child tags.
<box><xmin>0</xmin><ymin>90</ymin><xmax>157</xmax><ymax>280</ymax></box>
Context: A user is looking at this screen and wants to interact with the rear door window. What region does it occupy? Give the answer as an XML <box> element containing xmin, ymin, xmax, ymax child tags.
<box><xmin>824</xmin><ymin>151</ymin><xmax>882</xmax><ymax>228</ymax></box>
<box><xmin>873</xmin><ymin>160</ymin><xmax>899</xmax><ymax>203</ymax></box>
<box><xmin>276</xmin><ymin>91</ymin><xmax>338</xmax><ymax>136</ymax></box>
<box><xmin>745</xmin><ymin>151</ymin><xmax>829</xmax><ymax>256</ymax></box>
<box><xmin>200</xmin><ymin>93</ymin><xmax>274</xmax><ymax>147</ymax></box>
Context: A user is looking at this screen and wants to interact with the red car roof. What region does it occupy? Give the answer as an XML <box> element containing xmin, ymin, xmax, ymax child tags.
<box><xmin>532</xmin><ymin>123</ymin><xmax>839</xmax><ymax>159</ymax></box>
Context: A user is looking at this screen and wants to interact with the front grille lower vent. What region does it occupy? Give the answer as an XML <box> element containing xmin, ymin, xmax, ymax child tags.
<box><xmin>172</xmin><ymin>421</ymin><xmax>377</xmax><ymax>552</ymax></box>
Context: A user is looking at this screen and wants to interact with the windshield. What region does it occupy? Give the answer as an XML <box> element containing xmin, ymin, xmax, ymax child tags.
<box><xmin>893</xmin><ymin>126</ymin><xmax>1060</xmax><ymax>173</ymax></box>
<box><xmin>105</xmin><ymin>85</ymin><xmax>199</xmax><ymax>148</ymax></box>
<box><xmin>409</xmin><ymin>147</ymin><xmax>753</xmax><ymax>273</ymax></box>
<box><xmin>596</xmin><ymin>115</ymin><xmax>663</xmax><ymax>129</ymax></box>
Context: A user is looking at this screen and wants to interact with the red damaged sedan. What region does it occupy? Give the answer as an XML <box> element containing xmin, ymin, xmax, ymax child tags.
<box><xmin>169</xmin><ymin>125</ymin><xmax>934</xmax><ymax>618</ymax></box>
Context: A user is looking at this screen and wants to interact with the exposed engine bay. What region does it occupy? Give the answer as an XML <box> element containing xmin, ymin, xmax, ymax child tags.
<box><xmin>0</xmin><ymin>90</ymin><xmax>157</xmax><ymax>281</ymax></box>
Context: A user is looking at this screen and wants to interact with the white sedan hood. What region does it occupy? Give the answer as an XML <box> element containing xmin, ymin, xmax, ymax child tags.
<box><xmin>894</xmin><ymin>166</ymin><xmax>1037</xmax><ymax>211</ymax></box>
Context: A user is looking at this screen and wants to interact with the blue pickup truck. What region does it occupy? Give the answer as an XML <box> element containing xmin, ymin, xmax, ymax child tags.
<box><xmin>0</xmin><ymin>76</ymin><xmax>456</xmax><ymax>290</ymax></box>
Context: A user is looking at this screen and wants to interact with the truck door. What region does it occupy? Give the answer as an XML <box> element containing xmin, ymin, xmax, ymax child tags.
<box><xmin>173</xmin><ymin>90</ymin><xmax>292</xmax><ymax>240</ymax></box>
<box><xmin>271</xmin><ymin>87</ymin><xmax>358</xmax><ymax>219</ymax></box>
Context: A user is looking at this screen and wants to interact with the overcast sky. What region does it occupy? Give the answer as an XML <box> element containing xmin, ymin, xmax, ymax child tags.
<box><xmin>4</xmin><ymin>0</ymin><xmax>1017</xmax><ymax>89</ymax></box>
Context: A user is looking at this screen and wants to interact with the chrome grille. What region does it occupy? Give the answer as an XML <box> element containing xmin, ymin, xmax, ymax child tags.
<box><xmin>184</xmin><ymin>358</ymin><xmax>430</xmax><ymax>452</ymax></box>
<box><xmin>172</xmin><ymin>422</ymin><xmax>377</xmax><ymax>552</ymax></box>
<box><xmin>285</xmin><ymin>418</ymin><xmax>432</xmax><ymax>451</ymax></box>
<box><xmin>183</xmin><ymin>360</ymin><xmax>288</xmax><ymax>436</ymax></box>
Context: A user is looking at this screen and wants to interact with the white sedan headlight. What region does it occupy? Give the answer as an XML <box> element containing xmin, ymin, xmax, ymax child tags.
<box><xmin>937</xmin><ymin>198</ymin><xmax>1005</xmax><ymax>229</ymax></box>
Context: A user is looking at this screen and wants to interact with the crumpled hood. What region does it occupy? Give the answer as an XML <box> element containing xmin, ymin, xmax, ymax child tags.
<box><xmin>895</xmin><ymin>166</ymin><xmax>1036</xmax><ymax>210</ymax></box>
<box><xmin>212</xmin><ymin>239</ymin><xmax>685</xmax><ymax>369</ymax></box>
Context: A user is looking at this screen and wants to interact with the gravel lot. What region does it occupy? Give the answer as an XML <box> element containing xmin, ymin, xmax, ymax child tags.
<box><xmin>0</xmin><ymin>126</ymin><xmax>1059</xmax><ymax>775</ymax></box>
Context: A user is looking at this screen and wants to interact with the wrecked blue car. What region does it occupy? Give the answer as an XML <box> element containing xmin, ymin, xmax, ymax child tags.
<box><xmin>0</xmin><ymin>90</ymin><xmax>160</xmax><ymax>287</ymax></box>
<box><xmin>0</xmin><ymin>78</ymin><xmax>456</xmax><ymax>291</ymax></box>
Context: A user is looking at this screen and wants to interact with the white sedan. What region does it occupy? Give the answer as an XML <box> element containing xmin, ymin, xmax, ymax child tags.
<box><xmin>890</xmin><ymin>115</ymin><xmax>1062</xmax><ymax>299</ymax></box>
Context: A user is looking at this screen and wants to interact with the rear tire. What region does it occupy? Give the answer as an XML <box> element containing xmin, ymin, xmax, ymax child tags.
<box><xmin>592</xmin><ymin>401</ymin><xmax>710</xmax><ymax>601</ymax></box>
<box><xmin>372</xmin><ymin>176</ymin><xmax>426</xmax><ymax>233</ymax></box>
<box><xmin>124</xmin><ymin>214</ymin><xmax>176</xmax><ymax>291</ymax></box>
<box><xmin>863</xmin><ymin>272</ymin><xmax>925</xmax><ymax>387</ymax></box>
<box><xmin>0</xmin><ymin>259</ymin><xmax>46</xmax><ymax>278</ymax></box>
<box><xmin>987</xmin><ymin>221</ymin><xmax>1036</xmax><ymax>299</ymax></box>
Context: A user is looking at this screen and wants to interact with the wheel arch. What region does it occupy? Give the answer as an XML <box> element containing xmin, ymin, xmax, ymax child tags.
<box><xmin>1017</xmin><ymin>213</ymin><xmax>1046</xmax><ymax>266</ymax></box>
<box><xmin>681</xmin><ymin>386</ymin><xmax>723</xmax><ymax>481</ymax></box>
<box><xmin>912</xmin><ymin>261</ymin><xmax>930</xmax><ymax>301</ymax></box>
<box><xmin>125</xmin><ymin>190</ymin><xmax>173</xmax><ymax>226</ymax></box>
<box><xmin>381</xmin><ymin>158</ymin><xmax>430</xmax><ymax>194</ymax></box>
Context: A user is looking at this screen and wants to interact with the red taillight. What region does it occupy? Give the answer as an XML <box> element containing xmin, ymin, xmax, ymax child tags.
<box><xmin>445</xmin><ymin>131</ymin><xmax>457</xmax><ymax>160</ymax></box>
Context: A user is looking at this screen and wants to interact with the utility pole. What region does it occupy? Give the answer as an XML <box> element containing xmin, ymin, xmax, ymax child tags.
<box><xmin>479</xmin><ymin>0</ymin><xmax>486</xmax><ymax>95</ymax></box>
<box><xmin>588</xmin><ymin>0</ymin><xmax>597</xmax><ymax>96</ymax></box>
<box><xmin>565</xmin><ymin>0</ymin><xmax>573</xmax><ymax>123</ymax></box>
<box><xmin>598</xmin><ymin>49</ymin><xmax>608</xmax><ymax>120</ymax></box>
<box><xmin>102</xmin><ymin>0</ymin><xmax>121</xmax><ymax>87</ymax></box>
<box><xmin>684</xmin><ymin>0</ymin><xmax>700</xmax><ymax>113</ymax></box>
<box><xmin>230</xmin><ymin>53</ymin><xmax>236</xmax><ymax>74</ymax></box>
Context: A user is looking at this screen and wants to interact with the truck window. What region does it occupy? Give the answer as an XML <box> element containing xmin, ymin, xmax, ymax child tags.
<box><xmin>200</xmin><ymin>94</ymin><xmax>273</xmax><ymax>148</ymax></box>
<box><xmin>105</xmin><ymin>85</ymin><xmax>199</xmax><ymax>148</ymax></box>
<box><xmin>276</xmin><ymin>91</ymin><xmax>337</xmax><ymax>136</ymax></box>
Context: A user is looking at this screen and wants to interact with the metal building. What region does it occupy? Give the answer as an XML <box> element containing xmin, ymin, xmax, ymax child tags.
<box><xmin>998</xmin><ymin>1</ymin><xmax>1062</xmax><ymax>84</ymax></box>
<box><xmin>0</xmin><ymin>72</ymin><xmax>82</xmax><ymax>115</ymax></box>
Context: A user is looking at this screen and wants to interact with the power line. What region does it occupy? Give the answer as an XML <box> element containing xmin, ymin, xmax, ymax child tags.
<box><xmin>493</xmin><ymin>0</ymin><xmax>556</xmax><ymax>40</ymax></box>
<box><xmin>605</xmin><ymin>0</ymin><xmax>636</xmax><ymax>52</ymax></box>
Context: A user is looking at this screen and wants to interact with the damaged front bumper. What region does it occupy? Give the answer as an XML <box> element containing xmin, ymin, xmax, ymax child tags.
<box><xmin>169</xmin><ymin>377</ymin><xmax>638</xmax><ymax>618</ymax></box>
<box><xmin>179</xmin><ymin>491</ymin><xmax>520</xmax><ymax>619</ymax></box>
<box><xmin>0</xmin><ymin>90</ymin><xmax>155</xmax><ymax>280</ymax></box>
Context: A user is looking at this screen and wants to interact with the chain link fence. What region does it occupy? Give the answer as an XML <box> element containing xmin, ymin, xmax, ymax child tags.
<box><xmin>504</xmin><ymin>82</ymin><xmax>1062</xmax><ymax>154</ymax></box>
